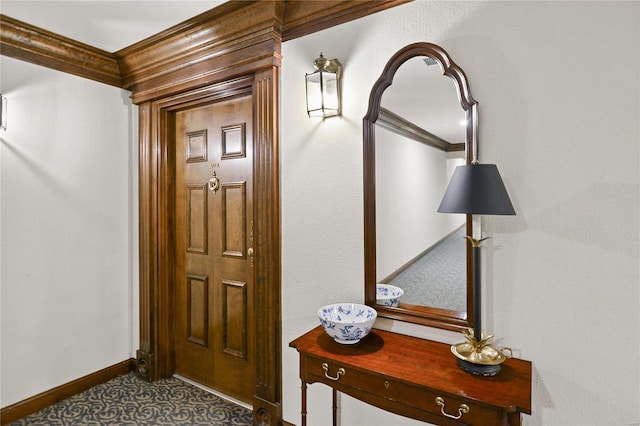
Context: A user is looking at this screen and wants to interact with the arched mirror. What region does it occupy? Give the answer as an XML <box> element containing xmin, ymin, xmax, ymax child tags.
<box><xmin>363</xmin><ymin>42</ymin><xmax>478</xmax><ymax>332</ymax></box>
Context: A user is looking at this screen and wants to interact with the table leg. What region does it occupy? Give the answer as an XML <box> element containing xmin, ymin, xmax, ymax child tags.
<box><xmin>301</xmin><ymin>380</ymin><xmax>307</xmax><ymax>426</ymax></box>
<box><xmin>332</xmin><ymin>388</ymin><xmax>338</xmax><ymax>426</ymax></box>
<box><xmin>508</xmin><ymin>412</ymin><xmax>521</xmax><ymax>426</ymax></box>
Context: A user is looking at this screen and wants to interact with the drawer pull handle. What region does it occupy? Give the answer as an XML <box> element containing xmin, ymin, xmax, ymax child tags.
<box><xmin>322</xmin><ymin>363</ymin><xmax>345</xmax><ymax>381</ymax></box>
<box><xmin>435</xmin><ymin>397</ymin><xmax>469</xmax><ymax>420</ymax></box>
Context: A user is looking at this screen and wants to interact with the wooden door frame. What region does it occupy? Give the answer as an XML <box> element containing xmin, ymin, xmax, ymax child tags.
<box><xmin>135</xmin><ymin>70</ymin><xmax>281</xmax><ymax>424</ymax></box>
<box><xmin>124</xmin><ymin>3</ymin><xmax>283</xmax><ymax>423</ymax></box>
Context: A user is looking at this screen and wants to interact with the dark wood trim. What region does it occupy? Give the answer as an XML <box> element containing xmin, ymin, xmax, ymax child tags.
<box><xmin>252</xmin><ymin>66</ymin><xmax>282</xmax><ymax>425</ymax></box>
<box><xmin>135</xmin><ymin>101</ymin><xmax>154</xmax><ymax>381</ymax></box>
<box><xmin>378</xmin><ymin>107</ymin><xmax>464</xmax><ymax>152</ymax></box>
<box><xmin>282</xmin><ymin>0</ymin><xmax>412</xmax><ymax>41</ymax></box>
<box><xmin>363</xmin><ymin>42</ymin><xmax>477</xmax><ymax>332</ymax></box>
<box><xmin>1</xmin><ymin>1</ymin><xmax>409</xmax><ymax>89</ymax></box>
<box><xmin>115</xmin><ymin>1</ymin><xmax>284</xmax><ymax>103</ymax></box>
<box><xmin>0</xmin><ymin>14</ymin><xmax>121</xmax><ymax>87</ymax></box>
<box><xmin>0</xmin><ymin>359</ymin><xmax>135</xmax><ymax>425</ymax></box>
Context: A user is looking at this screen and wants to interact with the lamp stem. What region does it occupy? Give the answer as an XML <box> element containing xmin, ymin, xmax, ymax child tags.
<box><xmin>466</xmin><ymin>236</ymin><xmax>486</xmax><ymax>341</ymax></box>
<box><xmin>472</xmin><ymin>244</ymin><xmax>481</xmax><ymax>342</ymax></box>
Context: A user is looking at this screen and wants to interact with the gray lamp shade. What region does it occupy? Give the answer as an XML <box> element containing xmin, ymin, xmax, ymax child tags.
<box><xmin>438</xmin><ymin>163</ymin><xmax>516</xmax><ymax>215</ymax></box>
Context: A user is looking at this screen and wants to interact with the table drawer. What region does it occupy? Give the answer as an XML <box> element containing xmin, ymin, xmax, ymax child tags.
<box><xmin>305</xmin><ymin>356</ymin><xmax>507</xmax><ymax>425</ymax></box>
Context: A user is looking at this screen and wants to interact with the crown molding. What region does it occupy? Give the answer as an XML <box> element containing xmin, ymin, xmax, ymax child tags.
<box><xmin>282</xmin><ymin>0</ymin><xmax>411</xmax><ymax>41</ymax></box>
<box><xmin>116</xmin><ymin>1</ymin><xmax>283</xmax><ymax>102</ymax></box>
<box><xmin>0</xmin><ymin>14</ymin><xmax>122</xmax><ymax>86</ymax></box>
<box><xmin>0</xmin><ymin>1</ymin><xmax>410</xmax><ymax>89</ymax></box>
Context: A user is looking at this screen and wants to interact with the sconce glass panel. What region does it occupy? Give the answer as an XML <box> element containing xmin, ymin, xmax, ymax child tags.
<box><xmin>306</xmin><ymin>69</ymin><xmax>340</xmax><ymax>118</ymax></box>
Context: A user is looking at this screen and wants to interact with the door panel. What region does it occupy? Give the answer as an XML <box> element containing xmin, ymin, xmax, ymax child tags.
<box><xmin>186</xmin><ymin>185</ymin><xmax>208</xmax><ymax>254</ymax></box>
<box><xmin>174</xmin><ymin>94</ymin><xmax>254</xmax><ymax>404</ymax></box>
<box><xmin>186</xmin><ymin>274</ymin><xmax>209</xmax><ymax>346</ymax></box>
<box><xmin>221</xmin><ymin>182</ymin><xmax>247</xmax><ymax>258</ymax></box>
<box><xmin>222</xmin><ymin>279</ymin><xmax>248</xmax><ymax>358</ymax></box>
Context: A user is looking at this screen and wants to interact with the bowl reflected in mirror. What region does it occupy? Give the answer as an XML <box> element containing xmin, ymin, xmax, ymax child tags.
<box><xmin>376</xmin><ymin>284</ymin><xmax>404</xmax><ymax>307</ymax></box>
<box><xmin>317</xmin><ymin>303</ymin><xmax>377</xmax><ymax>344</ymax></box>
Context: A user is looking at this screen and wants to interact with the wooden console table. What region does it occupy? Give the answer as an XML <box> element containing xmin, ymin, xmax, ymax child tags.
<box><xmin>289</xmin><ymin>326</ymin><xmax>531</xmax><ymax>426</ymax></box>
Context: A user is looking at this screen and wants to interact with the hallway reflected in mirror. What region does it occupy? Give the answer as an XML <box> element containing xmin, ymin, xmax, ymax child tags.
<box><xmin>380</xmin><ymin>226</ymin><xmax>466</xmax><ymax>312</ymax></box>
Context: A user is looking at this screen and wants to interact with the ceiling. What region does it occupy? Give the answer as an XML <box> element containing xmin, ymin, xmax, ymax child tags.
<box><xmin>0</xmin><ymin>1</ymin><xmax>227</xmax><ymax>52</ymax></box>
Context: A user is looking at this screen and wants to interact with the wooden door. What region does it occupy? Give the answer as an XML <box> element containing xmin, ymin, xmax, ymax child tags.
<box><xmin>174</xmin><ymin>94</ymin><xmax>254</xmax><ymax>404</ymax></box>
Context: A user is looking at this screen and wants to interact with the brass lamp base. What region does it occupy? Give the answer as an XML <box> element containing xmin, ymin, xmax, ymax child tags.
<box><xmin>451</xmin><ymin>329</ymin><xmax>512</xmax><ymax>377</ymax></box>
<box><xmin>455</xmin><ymin>358</ymin><xmax>502</xmax><ymax>376</ymax></box>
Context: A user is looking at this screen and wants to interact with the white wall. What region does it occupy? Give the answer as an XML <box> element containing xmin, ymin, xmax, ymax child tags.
<box><xmin>0</xmin><ymin>56</ymin><xmax>138</xmax><ymax>407</ymax></box>
<box><xmin>281</xmin><ymin>1</ymin><xmax>639</xmax><ymax>425</ymax></box>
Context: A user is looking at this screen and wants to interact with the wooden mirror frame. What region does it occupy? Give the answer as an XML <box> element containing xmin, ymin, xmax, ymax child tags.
<box><xmin>363</xmin><ymin>42</ymin><xmax>478</xmax><ymax>332</ymax></box>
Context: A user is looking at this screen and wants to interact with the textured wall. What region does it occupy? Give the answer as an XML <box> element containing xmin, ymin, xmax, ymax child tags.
<box><xmin>281</xmin><ymin>1</ymin><xmax>639</xmax><ymax>425</ymax></box>
<box><xmin>0</xmin><ymin>56</ymin><xmax>137</xmax><ymax>407</ymax></box>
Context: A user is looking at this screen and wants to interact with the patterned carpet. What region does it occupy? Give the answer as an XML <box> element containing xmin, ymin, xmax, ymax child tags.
<box><xmin>389</xmin><ymin>226</ymin><xmax>466</xmax><ymax>311</ymax></box>
<box><xmin>9</xmin><ymin>373</ymin><xmax>253</xmax><ymax>425</ymax></box>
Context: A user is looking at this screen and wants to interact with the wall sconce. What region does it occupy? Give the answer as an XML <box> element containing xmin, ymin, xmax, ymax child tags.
<box><xmin>438</xmin><ymin>161</ymin><xmax>516</xmax><ymax>376</ymax></box>
<box><xmin>305</xmin><ymin>53</ymin><xmax>342</xmax><ymax>118</ymax></box>
<box><xmin>0</xmin><ymin>94</ymin><xmax>7</xmax><ymax>131</ymax></box>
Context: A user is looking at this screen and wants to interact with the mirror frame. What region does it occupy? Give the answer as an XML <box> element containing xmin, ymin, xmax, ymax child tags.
<box><xmin>363</xmin><ymin>42</ymin><xmax>478</xmax><ymax>332</ymax></box>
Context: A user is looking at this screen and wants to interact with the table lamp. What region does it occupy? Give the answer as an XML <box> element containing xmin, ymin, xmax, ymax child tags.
<box><xmin>438</xmin><ymin>161</ymin><xmax>515</xmax><ymax>376</ymax></box>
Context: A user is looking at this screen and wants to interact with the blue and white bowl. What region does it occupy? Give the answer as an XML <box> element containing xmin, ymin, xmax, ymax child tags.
<box><xmin>317</xmin><ymin>303</ymin><xmax>377</xmax><ymax>345</ymax></box>
<box><xmin>376</xmin><ymin>284</ymin><xmax>404</xmax><ymax>307</ymax></box>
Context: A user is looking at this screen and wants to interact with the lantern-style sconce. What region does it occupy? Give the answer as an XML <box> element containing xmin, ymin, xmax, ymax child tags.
<box><xmin>305</xmin><ymin>53</ymin><xmax>342</xmax><ymax>118</ymax></box>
